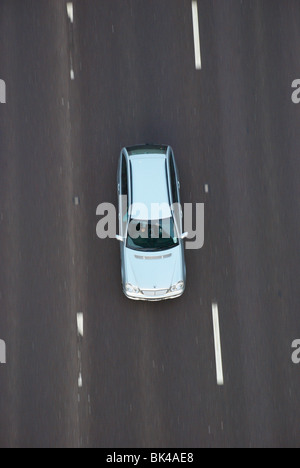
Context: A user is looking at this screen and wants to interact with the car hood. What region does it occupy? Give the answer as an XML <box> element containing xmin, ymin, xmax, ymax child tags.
<box><xmin>124</xmin><ymin>245</ymin><xmax>184</xmax><ymax>290</ymax></box>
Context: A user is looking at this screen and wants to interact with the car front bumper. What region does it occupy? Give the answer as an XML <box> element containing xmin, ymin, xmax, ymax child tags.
<box><xmin>123</xmin><ymin>287</ymin><xmax>185</xmax><ymax>301</ymax></box>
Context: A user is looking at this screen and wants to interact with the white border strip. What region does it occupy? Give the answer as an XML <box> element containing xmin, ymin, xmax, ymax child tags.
<box><xmin>212</xmin><ymin>303</ymin><xmax>224</xmax><ymax>385</ymax></box>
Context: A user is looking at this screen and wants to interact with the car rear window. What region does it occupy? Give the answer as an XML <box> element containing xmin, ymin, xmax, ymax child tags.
<box><xmin>127</xmin><ymin>145</ymin><xmax>167</xmax><ymax>155</ymax></box>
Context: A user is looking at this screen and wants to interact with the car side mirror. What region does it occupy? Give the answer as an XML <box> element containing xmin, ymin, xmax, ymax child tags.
<box><xmin>115</xmin><ymin>235</ymin><xmax>124</xmax><ymax>243</ymax></box>
<box><xmin>181</xmin><ymin>232</ymin><xmax>189</xmax><ymax>240</ymax></box>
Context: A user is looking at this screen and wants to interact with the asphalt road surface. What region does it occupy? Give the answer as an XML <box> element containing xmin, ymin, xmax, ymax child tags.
<box><xmin>0</xmin><ymin>0</ymin><xmax>300</xmax><ymax>448</ymax></box>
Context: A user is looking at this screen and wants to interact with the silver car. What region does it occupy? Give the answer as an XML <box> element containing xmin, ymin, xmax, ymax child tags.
<box><xmin>116</xmin><ymin>144</ymin><xmax>188</xmax><ymax>301</ymax></box>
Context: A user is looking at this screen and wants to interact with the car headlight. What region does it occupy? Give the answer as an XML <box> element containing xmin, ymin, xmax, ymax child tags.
<box><xmin>125</xmin><ymin>283</ymin><xmax>140</xmax><ymax>294</ymax></box>
<box><xmin>170</xmin><ymin>281</ymin><xmax>185</xmax><ymax>292</ymax></box>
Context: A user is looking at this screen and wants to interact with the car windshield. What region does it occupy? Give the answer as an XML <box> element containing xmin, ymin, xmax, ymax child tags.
<box><xmin>126</xmin><ymin>218</ymin><xmax>179</xmax><ymax>252</ymax></box>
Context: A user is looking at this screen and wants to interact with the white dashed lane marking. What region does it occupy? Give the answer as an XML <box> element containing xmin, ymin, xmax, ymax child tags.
<box><xmin>212</xmin><ymin>303</ymin><xmax>224</xmax><ymax>386</ymax></box>
<box><xmin>67</xmin><ymin>2</ymin><xmax>74</xmax><ymax>23</ymax></box>
<box><xmin>77</xmin><ymin>313</ymin><xmax>84</xmax><ymax>337</ymax></box>
<box><xmin>191</xmin><ymin>1</ymin><xmax>202</xmax><ymax>70</ymax></box>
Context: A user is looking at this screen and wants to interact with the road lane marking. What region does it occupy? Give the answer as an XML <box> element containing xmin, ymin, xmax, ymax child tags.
<box><xmin>0</xmin><ymin>79</ymin><xmax>6</xmax><ymax>104</ymax></box>
<box><xmin>191</xmin><ymin>1</ymin><xmax>202</xmax><ymax>70</ymax></box>
<box><xmin>212</xmin><ymin>303</ymin><xmax>224</xmax><ymax>385</ymax></box>
<box><xmin>67</xmin><ymin>2</ymin><xmax>74</xmax><ymax>23</ymax></box>
<box><xmin>204</xmin><ymin>184</ymin><xmax>209</xmax><ymax>193</ymax></box>
<box><xmin>78</xmin><ymin>372</ymin><xmax>83</xmax><ymax>388</ymax></box>
<box><xmin>0</xmin><ymin>339</ymin><xmax>6</xmax><ymax>364</ymax></box>
<box><xmin>77</xmin><ymin>313</ymin><xmax>84</xmax><ymax>337</ymax></box>
<box><xmin>67</xmin><ymin>4</ymin><xmax>75</xmax><ymax>79</ymax></box>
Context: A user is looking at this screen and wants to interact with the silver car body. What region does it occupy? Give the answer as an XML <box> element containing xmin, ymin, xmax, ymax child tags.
<box><xmin>116</xmin><ymin>144</ymin><xmax>187</xmax><ymax>301</ymax></box>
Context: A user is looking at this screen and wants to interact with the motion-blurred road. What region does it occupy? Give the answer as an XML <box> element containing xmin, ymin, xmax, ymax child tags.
<box><xmin>0</xmin><ymin>0</ymin><xmax>300</xmax><ymax>448</ymax></box>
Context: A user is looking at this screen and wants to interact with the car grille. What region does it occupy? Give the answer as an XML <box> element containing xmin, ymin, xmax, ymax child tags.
<box><xmin>135</xmin><ymin>254</ymin><xmax>172</xmax><ymax>260</ymax></box>
<box><xmin>142</xmin><ymin>289</ymin><xmax>169</xmax><ymax>297</ymax></box>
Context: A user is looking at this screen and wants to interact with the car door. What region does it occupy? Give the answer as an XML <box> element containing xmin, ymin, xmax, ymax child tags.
<box><xmin>118</xmin><ymin>152</ymin><xmax>130</xmax><ymax>235</ymax></box>
<box><xmin>168</xmin><ymin>149</ymin><xmax>183</xmax><ymax>236</ymax></box>
<box><xmin>168</xmin><ymin>149</ymin><xmax>186</xmax><ymax>280</ymax></box>
<box><xmin>118</xmin><ymin>152</ymin><xmax>130</xmax><ymax>284</ymax></box>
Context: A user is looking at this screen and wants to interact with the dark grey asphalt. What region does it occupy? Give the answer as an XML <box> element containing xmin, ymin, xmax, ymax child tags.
<box><xmin>0</xmin><ymin>0</ymin><xmax>300</xmax><ymax>448</ymax></box>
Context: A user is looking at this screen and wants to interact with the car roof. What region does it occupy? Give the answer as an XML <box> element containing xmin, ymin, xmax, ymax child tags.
<box><xmin>129</xmin><ymin>153</ymin><xmax>171</xmax><ymax>220</ymax></box>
